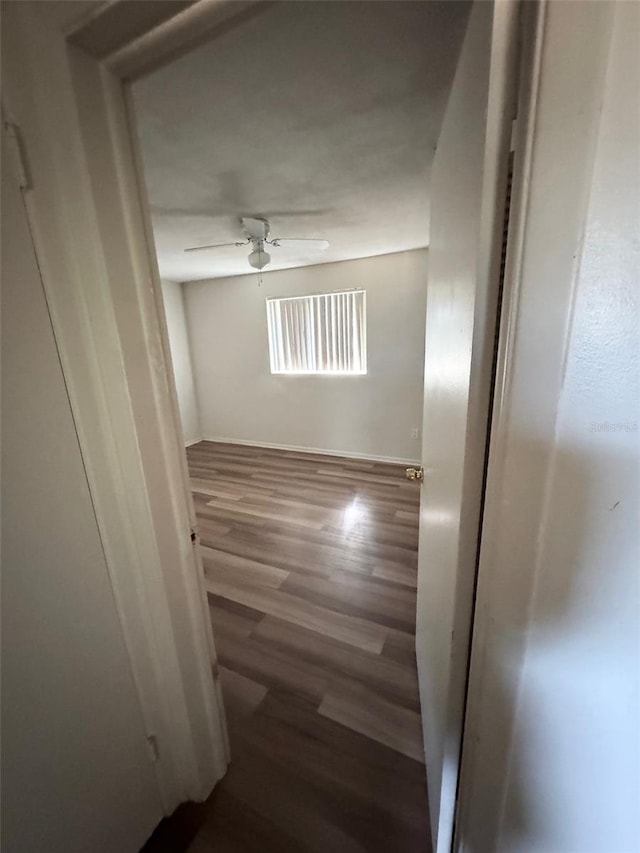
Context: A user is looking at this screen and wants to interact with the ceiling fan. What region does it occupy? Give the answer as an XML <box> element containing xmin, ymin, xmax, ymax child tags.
<box><xmin>184</xmin><ymin>216</ymin><xmax>329</xmax><ymax>271</ymax></box>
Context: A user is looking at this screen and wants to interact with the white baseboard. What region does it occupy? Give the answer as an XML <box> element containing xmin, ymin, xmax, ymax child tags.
<box><xmin>200</xmin><ymin>435</ymin><xmax>419</xmax><ymax>466</ymax></box>
<box><xmin>184</xmin><ymin>437</ymin><xmax>204</xmax><ymax>448</ymax></box>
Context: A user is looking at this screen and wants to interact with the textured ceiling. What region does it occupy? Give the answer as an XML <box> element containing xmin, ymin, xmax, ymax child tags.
<box><xmin>132</xmin><ymin>1</ymin><xmax>470</xmax><ymax>282</ymax></box>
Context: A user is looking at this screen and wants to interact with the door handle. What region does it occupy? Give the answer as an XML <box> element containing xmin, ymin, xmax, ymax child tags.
<box><xmin>405</xmin><ymin>466</ymin><xmax>424</xmax><ymax>482</ymax></box>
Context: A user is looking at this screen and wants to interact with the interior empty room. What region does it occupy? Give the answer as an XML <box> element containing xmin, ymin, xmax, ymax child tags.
<box><xmin>130</xmin><ymin>3</ymin><xmax>461</xmax><ymax>847</ymax></box>
<box><xmin>2</xmin><ymin>2</ymin><xmax>638</xmax><ymax>853</ymax></box>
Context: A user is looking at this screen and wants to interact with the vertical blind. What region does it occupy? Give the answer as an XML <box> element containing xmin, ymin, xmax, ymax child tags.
<box><xmin>266</xmin><ymin>290</ymin><xmax>366</xmax><ymax>374</ymax></box>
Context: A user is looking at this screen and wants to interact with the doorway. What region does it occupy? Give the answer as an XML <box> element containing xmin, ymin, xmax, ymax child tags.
<box><xmin>128</xmin><ymin>3</ymin><xmax>472</xmax><ymax>847</ymax></box>
<box><xmin>1</xmin><ymin>1</ymin><xmax>520</xmax><ymax>851</ymax></box>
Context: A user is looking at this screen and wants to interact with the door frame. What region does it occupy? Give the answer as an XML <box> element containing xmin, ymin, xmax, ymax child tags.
<box><xmin>2</xmin><ymin>0</ymin><xmax>547</xmax><ymax>840</ymax></box>
<box><xmin>0</xmin><ymin>0</ymin><xmax>269</xmax><ymax>812</ymax></box>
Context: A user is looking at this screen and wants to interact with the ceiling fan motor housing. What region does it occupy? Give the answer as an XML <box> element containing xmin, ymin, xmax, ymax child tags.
<box><xmin>243</xmin><ymin>216</ymin><xmax>269</xmax><ymax>240</ymax></box>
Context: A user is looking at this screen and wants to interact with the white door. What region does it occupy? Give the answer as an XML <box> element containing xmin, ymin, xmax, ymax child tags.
<box><xmin>1</xmin><ymin>130</ymin><xmax>163</xmax><ymax>852</ymax></box>
<box><xmin>414</xmin><ymin>2</ymin><xmax>519</xmax><ymax>850</ymax></box>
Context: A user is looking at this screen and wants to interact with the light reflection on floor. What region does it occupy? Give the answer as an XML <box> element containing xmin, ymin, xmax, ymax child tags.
<box><xmin>341</xmin><ymin>497</ymin><xmax>369</xmax><ymax>534</ymax></box>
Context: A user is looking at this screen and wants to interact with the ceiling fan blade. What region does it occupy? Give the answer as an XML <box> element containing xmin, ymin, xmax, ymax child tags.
<box><xmin>184</xmin><ymin>241</ymin><xmax>247</xmax><ymax>253</ymax></box>
<box><xmin>270</xmin><ymin>238</ymin><xmax>329</xmax><ymax>251</ymax></box>
<box><xmin>241</xmin><ymin>216</ymin><xmax>269</xmax><ymax>240</ymax></box>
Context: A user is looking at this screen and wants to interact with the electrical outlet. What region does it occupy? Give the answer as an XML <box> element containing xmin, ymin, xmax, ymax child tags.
<box><xmin>411</xmin><ymin>428</ymin><xmax>420</xmax><ymax>440</ymax></box>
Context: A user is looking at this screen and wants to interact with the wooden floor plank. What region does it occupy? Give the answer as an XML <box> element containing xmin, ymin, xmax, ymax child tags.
<box><xmin>251</xmin><ymin>616</ymin><xmax>421</xmax><ymax>711</ymax></box>
<box><xmin>218</xmin><ymin>667</ymin><xmax>268</xmax><ymax>718</ymax></box>
<box><xmin>214</xmin><ymin>746</ymin><xmax>368</xmax><ymax>853</ymax></box>
<box><xmin>243</xmin><ymin>692</ymin><xmax>429</xmax><ymax>848</ymax></box>
<box><xmin>280</xmin><ymin>570</ymin><xmax>416</xmax><ymax>633</ymax></box>
<box><xmin>206</xmin><ymin>576</ymin><xmax>388</xmax><ymax>654</ymax></box>
<box><xmin>201</xmin><ymin>545</ymin><xmax>290</xmax><ymax>589</ymax></box>
<box><xmin>214</xmin><ymin>631</ymin><xmax>330</xmax><ymax>705</ymax></box>
<box><xmin>319</xmin><ymin>678</ymin><xmax>425</xmax><ymax>764</ymax></box>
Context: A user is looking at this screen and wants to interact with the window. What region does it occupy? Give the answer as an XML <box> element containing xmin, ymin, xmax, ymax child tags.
<box><xmin>266</xmin><ymin>290</ymin><xmax>366</xmax><ymax>375</ymax></box>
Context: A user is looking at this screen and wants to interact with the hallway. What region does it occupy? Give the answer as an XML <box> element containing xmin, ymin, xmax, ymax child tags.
<box><xmin>186</xmin><ymin>440</ymin><xmax>429</xmax><ymax>851</ymax></box>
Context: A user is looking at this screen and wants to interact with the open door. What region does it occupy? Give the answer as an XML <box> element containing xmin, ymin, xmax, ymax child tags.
<box><xmin>414</xmin><ymin>2</ymin><xmax>520</xmax><ymax>850</ymax></box>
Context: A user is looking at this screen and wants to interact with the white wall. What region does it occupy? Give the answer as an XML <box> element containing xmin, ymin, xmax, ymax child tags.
<box><xmin>1</xmin><ymin>132</ymin><xmax>163</xmax><ymax>852</ymax></box>
<box><xmin>161</xmin><ymin>279</ymin><xmax>202</xmax><ymax>445</ymax></box>
<box><xmin>184</xmin><ymin>249</ymin><xmax>428</xmax><ymax>462</ymax></box>
<box><xmin>458</xmin><ymin>2</ymin><xmax>640</xmax><ymax>851</ymax></box>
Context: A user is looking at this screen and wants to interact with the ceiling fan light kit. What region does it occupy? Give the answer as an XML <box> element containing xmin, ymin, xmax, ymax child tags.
<box><xmin>184</xmin><ymin>216</ymin><xmax>329</xmax><ymax>273</ymax></box>
<box><xmin>248</xmin><ymin>243</ymin><xmax>271</xmax><ymax>270</ymax></box>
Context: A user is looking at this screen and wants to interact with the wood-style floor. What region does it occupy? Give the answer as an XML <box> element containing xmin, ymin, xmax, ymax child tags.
<box><xmin>184</xmin><ymin>440</ymin><xmax>429</xmax><ymax>852</ymax></box>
